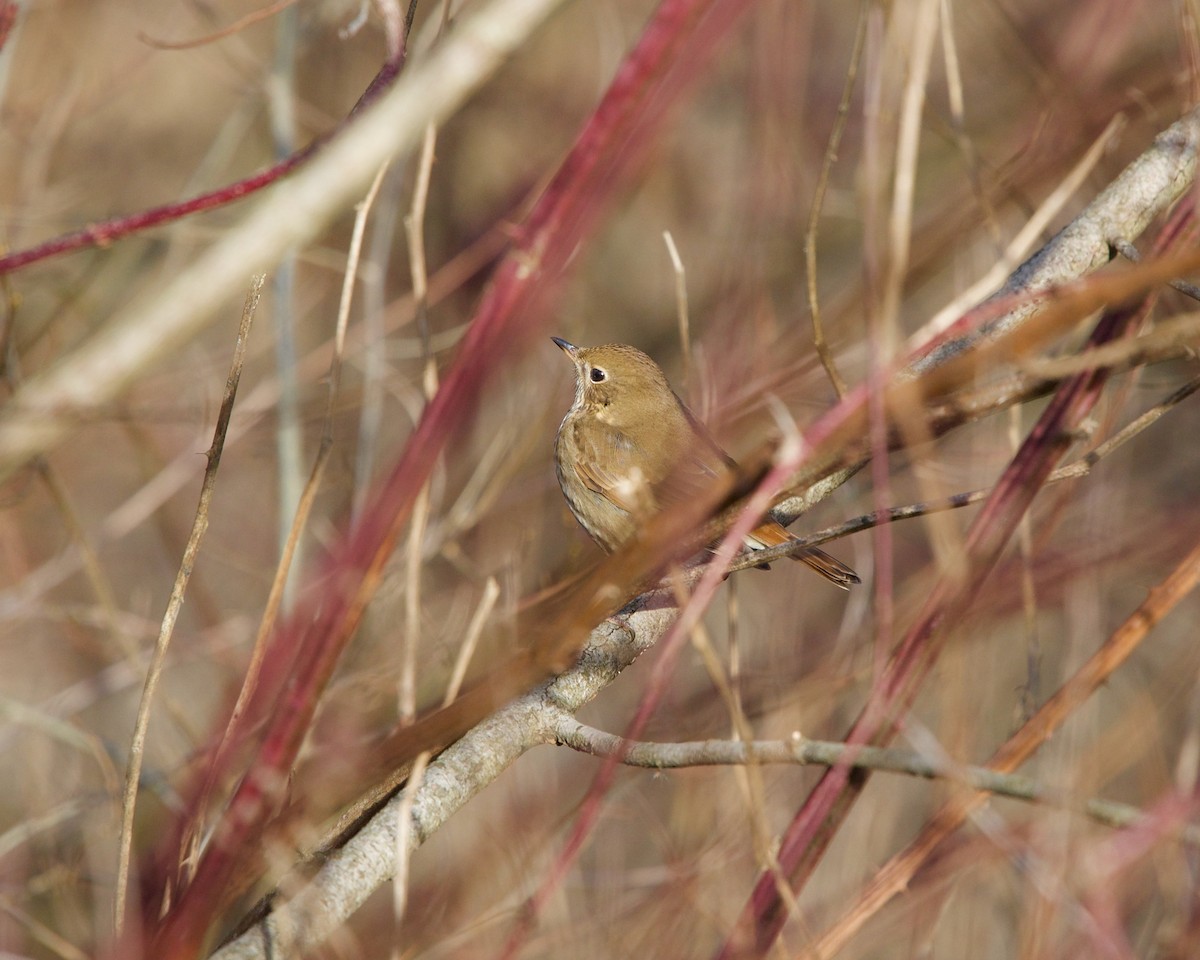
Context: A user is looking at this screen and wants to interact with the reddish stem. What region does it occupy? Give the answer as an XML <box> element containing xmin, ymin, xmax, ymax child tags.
<box><xmin>1082</xmin><ymin>785</ymin><xmax>1200</xmax><ymax>957</ymax></box>
<box><xmin>0</xmin><ymin>1</ymin><xmax>17</xmax><ymax>56</ymax></box>
<box><xmin>142</xmin><ymin>1</ymin><xmax>755</xmax><ymax>956</ymax></box>
<box><xmin>719</xmin><ymin>292</ymin><xmax>1158</xmax><ymax>958</ymax></box>
<box><xmin>0</xmin><ymin>54</ymin><xmax>403</xmax><ymax>277</ymax></box>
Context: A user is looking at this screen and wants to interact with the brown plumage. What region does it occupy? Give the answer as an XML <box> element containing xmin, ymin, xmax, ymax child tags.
<box><xmin>552</xmin><ymin>338</ymin><xmax>859</xmax><ymax>589</ymax></box>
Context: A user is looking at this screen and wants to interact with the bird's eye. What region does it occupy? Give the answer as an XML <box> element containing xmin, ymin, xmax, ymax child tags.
<box><xmin>590</xmin><ymin>367</ymin><xmax>607</xmax><ymax>383</ymax></box>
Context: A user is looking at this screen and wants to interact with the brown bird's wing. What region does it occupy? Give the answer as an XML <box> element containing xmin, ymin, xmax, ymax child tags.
<box><xmin>572</xmin><ymin>396</ymin><xmax>728</xmax><ymax>515</ymax></box>
<box><xmin>572</xmin><ymin>400</ymin><xmax>860</xmax><ymax>588</ymax></box>
<box><xmin>744</xmin><ymin>519</ymin><xmax>860</xmax><ymax>589</ymax></box>
<box><xmin>644</xmin><ymin>394</ymin><xmax>731</xmax><ymax>508</ymax></box>
<box><xmin>570</xmin><ymin>424</ymin><xmax>657</xmax><ymax>518</ymax></box>
<box><xmin>652</xmin><ymin>447</ymin><xmax>726</xmax><ymax>511</ymax></box>
<box><xmin>674</xmin><ymin>391</ymin><xmax>738</xmax><ymax>470</ymax></box>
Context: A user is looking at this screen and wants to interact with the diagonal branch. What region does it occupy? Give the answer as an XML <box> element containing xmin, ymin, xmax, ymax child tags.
<box><xmin>209</xmin><ymin>598</ymin><xmax>681</xmax><ymax>960</ymax></box>
<box><xmin>0</xmin><ymin>0</ymin><xmax>567</xmax><ymax>483</ymax></box>
<box><xmin>811</xmin><ymin>537</ymin><xmax>1200</xmax><ymax>958</ymax></box>
<box><xmin>726</xmin><ymin>296</ymin><xmax>1156</xmax><ymax>958</ymax></box>
<box><xmin>205</xmin><ymin>56</ymin><xmax>1200</xmax><ymax>960</ymax></box>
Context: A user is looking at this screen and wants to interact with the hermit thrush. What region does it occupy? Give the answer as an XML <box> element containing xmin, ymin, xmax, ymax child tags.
<box><xmin>552</xmin><ymin>338</ymin><xmax>859</xmax><ymax>588</ymax></box>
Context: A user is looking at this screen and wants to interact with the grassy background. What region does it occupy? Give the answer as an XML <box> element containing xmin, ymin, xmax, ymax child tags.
<box><xmin>2</xmin><ymin>1</ymin><xmax>1199</xmax><ymax>957</ymax></box>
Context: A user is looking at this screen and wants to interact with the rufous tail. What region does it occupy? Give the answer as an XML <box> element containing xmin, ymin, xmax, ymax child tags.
<box><xmin>795</xmin><ymin>546</ymin><xmax>860</xmax><ymax>590</ymax></box>
<box><xmin>745</xmin><ymin>521</ymin><xmax>860</xmax><ymax>589</ymax></box>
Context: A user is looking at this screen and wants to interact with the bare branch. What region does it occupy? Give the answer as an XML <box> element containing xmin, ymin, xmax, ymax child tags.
<box><xmin>215</xmin><ymin>102</ymin><xmax>1200</xmax><ymax>958</ymax></box>
<box><xmin>552</xmin><ymin>719</ymin><xmax>1200</xmax><ymax>845</ymax></box>
<box><xmin>211</xmin><ymin>601</ymin><xmax>679</xmax><ymax>960</ymax></box>
<box><xmin>910</xmin><ymin>107</ymin><xmax>1200</xmax><ymax>374</ymax></box>
<box><xmin>0</xmin><ymin>0</ymin><xmax>570</xmax><ymax>481</ymax></box>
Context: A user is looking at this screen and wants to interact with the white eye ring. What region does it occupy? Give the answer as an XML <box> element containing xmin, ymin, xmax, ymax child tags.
<box><xmin>589</xmin><ymin>367</ymin><xmax>607</xmax><ymax>383</ymax></box>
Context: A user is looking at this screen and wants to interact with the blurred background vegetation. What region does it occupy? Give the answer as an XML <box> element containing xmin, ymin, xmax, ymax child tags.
<box><xmin>2</xmin><ymin>0</ymin><xmax>1199</xmax><ymax>957</ymax></box>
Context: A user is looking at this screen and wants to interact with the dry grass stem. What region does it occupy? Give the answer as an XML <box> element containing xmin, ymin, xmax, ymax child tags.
<box><xmin>400</xmin><ymin>123</ymin><xmax>439</xmax><ymax>727</ymax></box>
<box><xmin>805</xmin><ymin>0</ymin><xmax>865</xmax><ymax>399</ymax></box>
<box><xmin>6</xmin><ymin>5</ymin><xmax>1200</xmax><ymax>959</ymax></box>
<box><xmin>663</xmin><ymin>230</ymin><xmax>692</xmax><ymax>388</ymax></box>
<box><xmin>389</xmin><ymin>574</ymin><xmax>490</xmax><ymax>952</ymax></box>
<box><xmin>913</xmin><ymin>114</ymin><xmax>1129</xmax><ymax>346</ymax></box>
<box><xmin>811</xmin><ymin>538</ymin><xmax>1200</xmax><ymax>958</ymax></box>
<box><xmin>115</xmin><ymin>275</ymin><xmax>264</xmax><ymax>933</ymax></box>
<box><xmin>882</xmin><ymin>0</ymin><xmax>940</xmax><ymax>338</ymax></box>
<box><xmin>0</xmin><ymin>0</ymin><xmax>569</xmax><ymax>481</ymax></box>
<box><xmin>139</xmin><ymin>0</ymin><xmax>301</xmax><ymax>50</ymax></box>
<box><xmin>392</xmin><ymin>118</ymin><xmax>440</xmax><ymax>938</ymax></box>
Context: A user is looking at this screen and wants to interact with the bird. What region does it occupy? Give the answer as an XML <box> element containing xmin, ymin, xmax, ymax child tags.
<box><xmin>551</xmin><ymin>337</ymin><xmax>859</xmax><ymax>588</ymax></box>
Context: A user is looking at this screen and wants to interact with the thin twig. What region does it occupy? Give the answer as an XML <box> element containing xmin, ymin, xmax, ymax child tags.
<box><xmin>114</xmin><ymin>275</ymin><xmax>263</xmax><ymax>933</ymax></box>
<box><xmin>732</xmin><ymin>374</ymin><xmax>1200</xmax><ymax>571</ymax></box>
<box><xmin>811</xmin><ymin>537</ymin><xmax>1200</xmax><ymax>958</ymax></box>
<box><xmin>1020</xmin><ymin>309</ymin><xmax>1200</xmax><ymax>380</ymax></box>
<box><xmin>393</xmin><ymin>120</ymin><xmax>439</xmax><ymax>939</ymax></box>
<box><xmin>1111</xmin><ymin>236</ymin><xmax>1200</xmax><ymax>301</ymax></box>
<box><xmin>183</xmin><ymin>162</ymin><xmax>392</xmax><ymax>896</ymax></box>
<box><xmin>138</xmin><ymin>0</ymin><xmax>300</xmax><ymax>49</ymax></box>
<box><xmin>553</xmin><ymin>720</ymin><xmax>1200</xmax><ymax>846</ymax></box>
<box><xmin>773</xmin><ymin>277</ymin><xmax>1200</xmax><ymax>530</ymax></box>
<box><xmin>804</xmin><ymin>0</ymin><xmax>865</xmax><ymax>399</ymax></box>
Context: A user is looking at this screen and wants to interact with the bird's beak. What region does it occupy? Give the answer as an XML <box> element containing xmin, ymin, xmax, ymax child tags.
<box><xmin>551</xmin><ymin>336</ymin><xmax>577</xmax><ymax>358</ymax></box>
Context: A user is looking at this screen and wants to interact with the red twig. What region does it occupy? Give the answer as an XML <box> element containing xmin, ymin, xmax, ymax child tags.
<box><xmin>0</xmin><ymin>153</ymin><xmax>313</xmax><ymax>274</ymax></box>
<box><xmin>806</xmin><ymin>533</ymin><xmax>1200</xmax><ymax>957</ymax></box>
<box><xmin>0</xmin><ymin>52</ymin><xmax>404</xmax><ymax>277</ymax></box>
<box><xmin>0</xmin><ymin>1</ymin><xmax>18</xmax><ymax>56</ymax></box>
<box><xmin>717</xmin><ymin>289</ymin><xmax>1160</xmax><ymax>957</ymax></box>
<box><xmin>141</xmin><ymin>1</ymin><xmax>756</xmax><ymax>956</ymax></box>
<box><xmin>1078</xmin><ymin>786</ymin><xmax>1200</xmax><ymax>957</ymax></box>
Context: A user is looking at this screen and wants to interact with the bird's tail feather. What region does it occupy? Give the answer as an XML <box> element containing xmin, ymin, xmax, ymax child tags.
<box><xmin>743</xmin><ymin>522</ymin><xmax>860</xmax><ymax>589</ymax></box>
<box><xmin>795</xmin><ymin>546</ymin><xmax>860</xmax><ymax>590</ymax></box>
